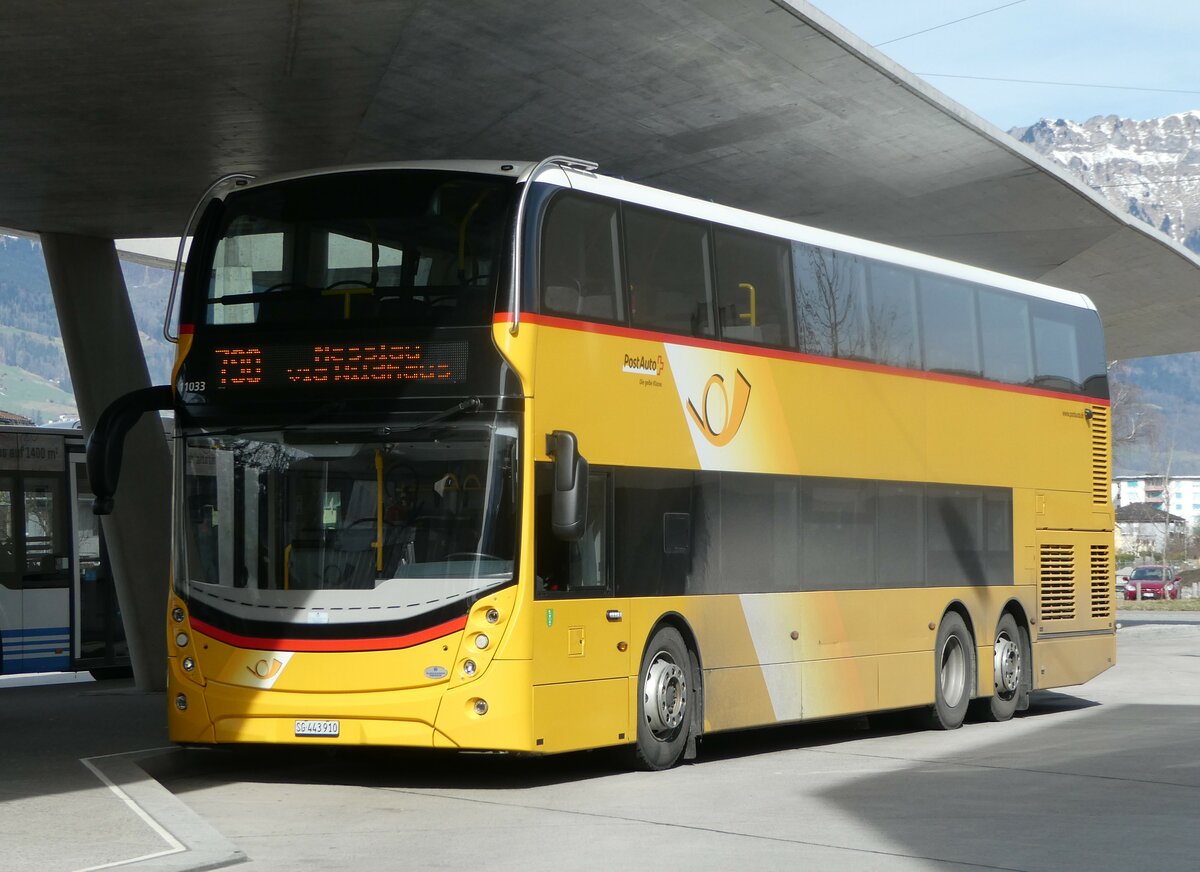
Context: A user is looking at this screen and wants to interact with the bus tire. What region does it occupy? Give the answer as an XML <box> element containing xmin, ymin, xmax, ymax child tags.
<box><xmin>980</xmin><ymin>613</ymin><xmax>1024</xmax><ymax>722</ymax></box>
<box><xmin>931</xmin><ymin>612</ymin><xmax>973</xmax><ymax>730</ymax></box>
<box><xmin>634</xmin><ymin>625</ymin><xmax>693</xmax><ymax>770</ymax></box>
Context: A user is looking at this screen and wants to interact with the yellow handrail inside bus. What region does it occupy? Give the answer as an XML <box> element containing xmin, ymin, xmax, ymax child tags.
<box><xmin>373</xmin><ymin>450</ymin><xmax>384</xmax><ymax>573</ymax></box>
<box><xmin>321</xmin><ymin>285</ymin><xmax>375</xmax><ymax>319</ymax></box>
<box><xmin>283</xmin><ymin>543</ymin><xmax>292</xmax><ymax>591</ymax></box>
<box><xmin>738</xmin><ymin>282</ymin><xmax>757</xmax><ymax>327</ymax></box>
<box><xmin>459</xmin><ymin>190</ymin><xmax>492</xmax><ymax>274</ymax></box>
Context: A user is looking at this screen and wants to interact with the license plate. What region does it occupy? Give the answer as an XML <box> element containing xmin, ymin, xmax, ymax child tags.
<box><xmin>295</xmin><ymin>719</ymin><xmax>340</xmax><ymax>737</ymax></box>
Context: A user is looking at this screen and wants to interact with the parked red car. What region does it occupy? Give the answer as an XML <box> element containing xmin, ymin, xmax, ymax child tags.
<box><xmin>1122</xmin><ymin>565</ymin><xmax>1182</xmax><ymax>600</ymax></box>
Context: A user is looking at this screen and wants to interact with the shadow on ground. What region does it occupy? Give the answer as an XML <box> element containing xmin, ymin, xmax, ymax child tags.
<box><xmin>815</xmin><ymin>700</ymin><xmax>1200</xmax><ymax>871</ymax></box>
<box><xmin>142</xmin><ymin>689</ymin><xmax>1100</xmax><ymax>796</ymax></box>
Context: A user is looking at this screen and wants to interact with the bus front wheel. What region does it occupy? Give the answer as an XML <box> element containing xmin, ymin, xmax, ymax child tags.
<box><xmin>635</xmin><ymin>626</ymin><xmax>693</xmax><ymax>770</ymax></box>
<box><xmin>931</xmin><ymin>612</ymin><xmax>974</xmax><ymax>730</ymax></box>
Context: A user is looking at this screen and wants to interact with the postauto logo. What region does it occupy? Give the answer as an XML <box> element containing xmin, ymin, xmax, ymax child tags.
<box><xmin>622</xmin><ymin>351</ymin><xmax>666</xmax><ymax>376</ymax></box>
<box><xmin>686</xmin><ymin>369</ymin><xmax>751</xmax><ymax>447</ymax></box>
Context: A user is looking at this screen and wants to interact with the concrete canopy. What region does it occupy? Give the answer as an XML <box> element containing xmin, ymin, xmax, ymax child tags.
<box><xmin>1</xmin><ymin>0</ymin><xmax>1196</xmax><ymax>360</ymax></box>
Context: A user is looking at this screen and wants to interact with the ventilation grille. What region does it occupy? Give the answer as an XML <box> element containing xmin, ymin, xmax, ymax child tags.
<box><xmin>1091</xmin><ymin>544</ymin><xmax>1113</xmax><ymax>619</ymax></box>
<box><xmin>1090</xmin><ymin>406</ymin><xmax>1111</xmax><ymax>505</ymax></box>
<box><xmin>1040</xmin><ymin>544</ymin><xmax>1076</xmax><ymax>621</ymax></box>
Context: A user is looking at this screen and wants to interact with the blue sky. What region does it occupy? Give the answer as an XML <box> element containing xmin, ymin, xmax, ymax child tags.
<box><xmin>810</xmin><ymin>1</ymin><xmax>1200</xmax><ymax>130</ymax></box>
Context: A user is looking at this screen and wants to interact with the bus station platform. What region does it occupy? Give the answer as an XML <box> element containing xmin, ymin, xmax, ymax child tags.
<box><xmin>0</xmin><ymin>676</ymin><xmax>242</xmax><ymax>872</ymax></box>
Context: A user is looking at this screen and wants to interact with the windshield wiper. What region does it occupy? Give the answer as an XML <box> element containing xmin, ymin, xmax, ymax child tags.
<box><xmin>192</xmin><ymin>401</ymin><xmax>350</xmax><ymax>438</ymax></box>
<box><xmin>208</xmin><ymin>281</ymin><xmax>377</xmax><ymax>306</ymax></box>
<box><xmin>188</xmin><ymin>398</ymin><xmax>482</xmax><ymax>440</ymax></box>
<box><xmin>377</xmin><ymin>397</ymin><xmax>482</xmax><ymax>436</ymax></box>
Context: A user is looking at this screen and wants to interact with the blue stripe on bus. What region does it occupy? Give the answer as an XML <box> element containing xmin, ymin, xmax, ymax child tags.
<box><xmin>7</xmin><ymin>655</ymin><xmax>70</xmax><ymax>673</ymax></box>
<box><xmin>1</xmin><ymin>626</ymin><xmax>71</xmax><ymax>638</ymax></box>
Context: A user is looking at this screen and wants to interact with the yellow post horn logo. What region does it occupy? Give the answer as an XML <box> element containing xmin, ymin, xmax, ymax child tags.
<box><xmin>248</xmin><ymin>658</ymin><xmax>284</xmax><ymax>680</ymax></box>
<box><xmin>686</xmin><ymin>369</ymin><xmax>751</xmax><ymax>446</ymax></box>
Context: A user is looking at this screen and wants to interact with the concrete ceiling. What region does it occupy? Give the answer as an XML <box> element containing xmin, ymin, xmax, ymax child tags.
<box><xmin>0</xmin><ymin>0</ymin><xmax>1196</xmax><ymax>359</ymax></box>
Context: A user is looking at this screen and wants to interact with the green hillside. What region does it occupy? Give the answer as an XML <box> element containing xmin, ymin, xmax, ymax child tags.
<box><xmin>0</xmin><ymin>362</ymin><xmax>78</xmax><ymax>424</ymax></box>
<box><xmin>0</xmin><ymin>234</ymin><xmax>173</xmax><ymax>422</ymax></box>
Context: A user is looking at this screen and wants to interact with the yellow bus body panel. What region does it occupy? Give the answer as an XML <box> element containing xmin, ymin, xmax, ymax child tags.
<box><xmin>171</xmin><ymin>315</ymin><xmax>1113</xmax><ymax>753</ymax></box>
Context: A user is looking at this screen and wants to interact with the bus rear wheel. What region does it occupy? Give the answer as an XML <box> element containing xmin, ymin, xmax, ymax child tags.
<box><xmin>635</xmin><ymin>626</ymin><xmax>693</xmax><ymax>770</ymax></box>
<box><xmin>931</xmin><ymin>612</ymin><xmax>974</xmax><ymax>730</ymax></box>
<box><xmin>976</xmin><ymin>613</ymin><xmax>1024</xmax><ymax>722</ymax></box>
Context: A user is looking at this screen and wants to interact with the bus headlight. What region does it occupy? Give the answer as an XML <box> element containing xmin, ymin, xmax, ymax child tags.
<box><xmin>176</xmin><ymin>632</ymin><xmax>189</xmax><ymax>647</ymax></box>
<box><xmin>182</xmin><ymin>657</ymin><xmax>195</xmax><ymax>673</ymax></box>
<box><xmin>474</xmin><ymin>633</ymin><xmax>489</xmax><ymax>650</ymax></box>
<box><xmin>485</xmin><ymin>608</ymin><xmax>500</xmax><ymax>624</ymax></box>
<box><xmin>175</xmin><ymin>693</ymin><xmax>188</xmax><ymax>711</ymax></box>
<box><xmin>463</xmin><ymin>659</ymin><xmax>477</xmax><ymax>677</ymax></box>
<box><xmin>473</xmin><ymin>699</ymin><xmax>489</xmax><ymax>715</ymax></box>
<box><xmin>172</xmin><ymin>607</ymin><xmax>186</xmax><ymax>623</ymax></box>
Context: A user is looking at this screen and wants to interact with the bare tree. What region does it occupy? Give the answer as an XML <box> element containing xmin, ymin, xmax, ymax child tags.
<box><xmin>795</xmin><ymin>247</ymin><xmax>866</xmax><ymax>358</ymax></box>
<box><xmin>1109</xmin><ymin>361</ymin><xmax>1161</xmax><ymax>445</ymax></box>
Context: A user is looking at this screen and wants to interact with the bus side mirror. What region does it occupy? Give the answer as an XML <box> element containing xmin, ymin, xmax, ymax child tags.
<box><xmin>546</xmin><ymin>430</ymin><xmax>588</xmax><ymax>541</ymax></box>
<box><xmin>86</xmin><ymin>385</ymin><xmax>173</xmax><ymax>515</ymax></box>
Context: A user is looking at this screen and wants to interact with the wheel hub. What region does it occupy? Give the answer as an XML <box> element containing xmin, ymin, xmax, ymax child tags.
<box><xmin>644</xmin><ymin>656</ymin><xmax>687</xmax><ymax>735</ymax></box>
<box><xmin>994</xmin><ymin>633</ymin><xmax>1020</xmax><ymax>694</ymax></box>
<box><xmin>940</xmin><ymin>636</ymin><xmax>966</xmax><ymax>707</ymax></box>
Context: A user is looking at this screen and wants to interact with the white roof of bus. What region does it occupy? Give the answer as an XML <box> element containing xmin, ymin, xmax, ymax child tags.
<box><xmin>542</xmin><ymin>164</ymin><xmax>1096</xmax><ymax>313</ymax></box>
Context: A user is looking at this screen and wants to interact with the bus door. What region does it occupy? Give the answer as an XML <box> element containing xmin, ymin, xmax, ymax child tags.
<box><xmin>532</xmin><ymin>469</ymin><xmax>632</xmax><ymax>752</ymax></box>
<box><xmin>69</xmin><ymin>453</ymin><xmax>126</xmax><ymax>673</ymax></box>
<box><xmin>0</xmin><ymin>474</ymin><xmax>18</xmax><ymax>673</ymax></box>
<box><xmin>0</xmin><ymin>432</ymin><xmax>71</xmax><ymax>674</ymax></box>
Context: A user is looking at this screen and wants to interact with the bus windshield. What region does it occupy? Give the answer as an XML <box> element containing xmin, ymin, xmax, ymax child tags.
<box><xmin>198</xmin><ymin>169</ymin><xmax>514</xmax><ymax>328</ymax></box>
<box><xmin>177</xmin><ymin>417</ymin><xmax>519</xmax><ymax>616</ymax></box>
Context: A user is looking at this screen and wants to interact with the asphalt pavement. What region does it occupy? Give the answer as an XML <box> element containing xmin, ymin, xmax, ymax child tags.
<box><xmin>3</xmin><ymin>611</ymin><xmax>1197</xmax><ymax>872</ymax></box>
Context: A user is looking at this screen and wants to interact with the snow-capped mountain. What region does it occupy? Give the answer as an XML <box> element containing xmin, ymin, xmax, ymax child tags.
<box><xmin>1011</xmin><ymin>112</ymin><xmax>1200</xmax><ymax>253</ymax></box>
<box><xmin>1014</xmin><ymin>111</ymin><xmax>1200</xmax><ymax>473</ymax></box>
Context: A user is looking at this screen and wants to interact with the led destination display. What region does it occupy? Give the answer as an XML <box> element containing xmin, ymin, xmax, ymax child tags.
<box><xmin>209</xmin><ymin>340</ymin><xmax>469</xmax><ymax>389</ymax></box>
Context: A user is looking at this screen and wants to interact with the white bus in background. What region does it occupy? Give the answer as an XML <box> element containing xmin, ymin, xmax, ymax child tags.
<box><xmin>0</xmin><ymin>426</ymin><xmax>127</xmax><ymax>677</ymax></box>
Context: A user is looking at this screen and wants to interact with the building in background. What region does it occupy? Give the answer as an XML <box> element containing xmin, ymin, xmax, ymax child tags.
<box><xmin>1113</xmin><ymin>475</ymin><xmax>1200</xmax><ymax>532</ymax></box>
<box><xmin>1114</xmin><ymin>501</ymin><xmax>1187</xmax><ymax>559</ymax></box>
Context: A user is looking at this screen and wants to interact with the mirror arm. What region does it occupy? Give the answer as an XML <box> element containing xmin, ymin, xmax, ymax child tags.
<box><xmin>86</xmin><ymin>385</ymin><xmax>173</xmax><ymax>515</ymax></box>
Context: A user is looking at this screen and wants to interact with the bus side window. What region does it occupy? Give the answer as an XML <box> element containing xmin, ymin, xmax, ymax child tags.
<box><xmin>540</xmin><ymin>194</ymin><xmax>624</xmax><ymax>323</ymax></box>
<box><xmin>625</xmin><ymin>206</ymin><xmax>715</xmax><ymax>338</ymax></box>
<box><xmin>714</xmin><ymin>227</ymin><xmax>795</xmax><ymax>349</ymax></box>
<box><xmin>534</xmin><ymin>466</ymin><xmax>610</xmax><ymax>597</ymax></box>
<box><xmin>919</xmin><ymin>274</ymin><xmax>981</xmax><ymax>377</ymax></box>
<box><xmin>864</xmin><ymin>262</ymin><xmax>921</xmax><ymax>369</ymax></box>
<box><xmin>978</xmin><ymin>288</ymin><xmax>1034</xmax><ymax>386</ymax></box>
<box><xmin>793</xmin><ymin>243</ymin><xmax>869</xmax><ymax>359</ymax></box>
<box><xmin>1031</xmin><ymin>299</ymin><xmax>1084</xmax><ymax>392</ymax></box>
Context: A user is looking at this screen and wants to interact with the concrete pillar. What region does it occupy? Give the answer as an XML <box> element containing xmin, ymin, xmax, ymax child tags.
<box><xmin>42</xmin><ymin>233</ymin><xmax>169</xmax><ymax>691</ymax></box>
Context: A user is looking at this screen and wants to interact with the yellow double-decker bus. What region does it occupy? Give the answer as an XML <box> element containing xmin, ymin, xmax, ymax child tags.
<box><xmin>94</xmin><ymin>157</ymin><xmax>1114</xmax><ymax>769</ymax></box>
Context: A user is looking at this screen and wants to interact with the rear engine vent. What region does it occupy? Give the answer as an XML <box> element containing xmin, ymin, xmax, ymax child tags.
<box><xmin>1090</xmin><ymin>406</ymin><xmax>1111</xmax><ymax>505</ymax></box>
<box><xmin>1039</xmin><ymin>543</ymin><xmax>1076</xmax><ymax>621</ymax></box>
<box><xmin>1090</xmin><ymin>544</ymin><xmax>1113</xmax><ymax>619</ymax></box>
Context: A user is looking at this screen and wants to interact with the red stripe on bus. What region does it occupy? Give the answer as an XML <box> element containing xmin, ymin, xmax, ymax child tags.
<box><xmin>179</xmin><ymin>323</ymin><xmax>195</xmax><ymax>335</ymax></box>
<box><xmin>495</xmin><ymin>312</ymin><xmax>1111</xmax><ymax>407</ymax></box>
<box><xmin>188</xmin><ymin>615</ymin><xmax>468</xmax><ymax>653</ymax></box>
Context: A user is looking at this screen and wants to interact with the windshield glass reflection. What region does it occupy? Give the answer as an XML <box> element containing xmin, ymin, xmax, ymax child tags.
<box><xmin>178</xmin><ymin>418</ymin><xmax>518</xmax><ymax>602</ymax></box>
